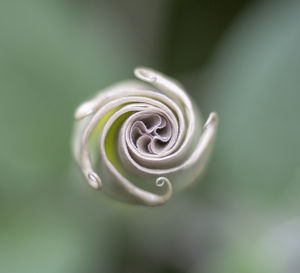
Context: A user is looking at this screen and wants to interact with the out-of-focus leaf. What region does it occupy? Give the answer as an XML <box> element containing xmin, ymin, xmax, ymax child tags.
<box><xmin>186</xmin><ymin>1</ymin><xmax>300</xmax><ymax>272</ymax></box>
<box><xmin>0</xmin><ymin>0</ymin><xmax>139</xmax><ymax>199</ymax></box>
<box><xmin>196</xmin><ymin>0</ymin><xmax>300</xmax><ymax>207</ymax></box>
<box><xmin>0</xmin><ymin>0</ymin><xmax>143</xmax><ymax>272</ymax></box>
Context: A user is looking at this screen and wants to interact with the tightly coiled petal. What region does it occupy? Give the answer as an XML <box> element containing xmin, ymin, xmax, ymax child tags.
<box><xmin>72</xmin><ymin>67</ymin><xmax>218</xmax><ymax>206</ymax></box>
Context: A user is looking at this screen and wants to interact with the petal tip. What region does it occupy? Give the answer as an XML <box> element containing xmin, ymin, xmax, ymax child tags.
<box><xmin>74</xmin><ymin>101</ymin><xmax>95</xmax><ymax>120</ymax></box>
<box><xmin>204</xmin><ymin>112</ymin><xmax>218</xmax><ymax>129</ymax></box>
<box><xmin>87</xmin><ymin>172</ymin><xmax>102</xmax><ymax>190</ymax></box>
<box><xmin>134</xmin><ymin>67</ymin><xmax>157</xmax><ymax>83</ymax></box>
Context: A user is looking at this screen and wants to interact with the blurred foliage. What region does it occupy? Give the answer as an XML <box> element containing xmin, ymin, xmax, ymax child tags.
<box><xmin>196</xmin><ymin>0</ymin><xmax>300</xmax><ymax>208</ymax></box>
<box><xmin>1</xmin><ymin>0</ymin><xmax>300</xmax><ymax>273</ymax></box>
<box><xmin>160</xmin><ymin>0</ymin><xmax>251</xmax><ymax>74</ymax></box>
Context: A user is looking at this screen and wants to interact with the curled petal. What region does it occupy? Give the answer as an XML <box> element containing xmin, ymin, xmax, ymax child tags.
<box><xmin>72</xmin><ymin>67</ymin><xmax>218</xmax><ymax>206</ymax></box>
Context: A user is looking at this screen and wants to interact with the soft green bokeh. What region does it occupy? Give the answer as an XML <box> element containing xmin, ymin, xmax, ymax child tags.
<box><xmin>200</xmin><ymin>0</ymin><xmax>300</xmax><ymax>206</ymax></box>
<box><xmin>1</xmin><ymin>0</ymin><xmax>300</xmax><ymax>272</ymax></box>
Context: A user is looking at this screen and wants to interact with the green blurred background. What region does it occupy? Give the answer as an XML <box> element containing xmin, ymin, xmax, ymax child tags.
<box><xmin>1</xmin><ymin>0</ymin><xmax>300</xmax><ymax>272</ymax></box>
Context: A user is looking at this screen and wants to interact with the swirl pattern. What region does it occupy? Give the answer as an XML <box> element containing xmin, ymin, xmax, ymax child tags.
<box><xmin>72</xmin><ymin>67</ymin><xmax>218</xmax><ymax>206</ymax></box>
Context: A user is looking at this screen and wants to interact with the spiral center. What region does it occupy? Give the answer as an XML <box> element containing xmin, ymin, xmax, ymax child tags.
<box><xmin>130</xmin><ymin>113</ymin><xmax>172</xmax><ymax>155</ymax></box>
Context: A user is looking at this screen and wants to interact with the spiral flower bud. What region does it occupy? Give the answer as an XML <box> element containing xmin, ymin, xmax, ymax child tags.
<box><xmin>72</xmin><ymin>67</ymin><xmax>218</xmax><ymax>206</ymax></box>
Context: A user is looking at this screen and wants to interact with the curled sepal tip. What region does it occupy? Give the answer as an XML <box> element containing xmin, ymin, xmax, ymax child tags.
<box><xmin>204</xmin><ymin>112</ymin><xmax>218</xmax><ymax>129</ymax></box>
<box><xmin>87</xmin><ymin>172</ymin><xmax>102</xmax><ymax>190</ymax></box>
<box><xmin>130</xmin><ymin>177</ymin><xmax>173</xmax><ymax>207</ymax></box>
<box><xmin>72</xmin><ymin>67</ymin><xmax>218</xmax><ymax>206</ymax></box>
<box><xmin>134</xmin><ymin>67</ymin><xmax>158</xmax><ymax>83</ymax></box>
